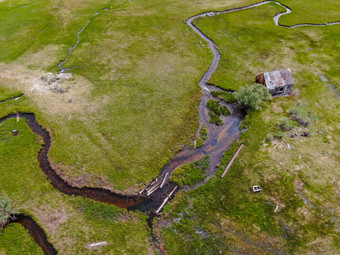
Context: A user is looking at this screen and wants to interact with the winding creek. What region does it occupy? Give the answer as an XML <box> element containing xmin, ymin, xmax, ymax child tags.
<box><xmin>1</xmin><ymin>1</ymin><xmax>339</xmax><ymax>254</ymax></box>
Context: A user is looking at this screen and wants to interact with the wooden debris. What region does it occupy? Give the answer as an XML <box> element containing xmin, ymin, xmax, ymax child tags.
<box><xmin>156</xmin><ymin>197</ymin><xmax>169</xmax><ymax>214</ymax></box>
<box><xmin>221</xmin><ymin>144</ymin><xmax>244</xmax><ymax>178</ymax></box>
<box><xmin>156</xmin><ymin>186</ymin><xmax>177</xmax><ymax>214</ymax></box>
<box><xmin>138</xmin><ymin>186</ymin><xmax>147</xmax><ymax>194</ymax></box>
<box><xmin>160</xmin><ymin>173</ymin><xmax>169</xmax><ymax>189</ymax></box>
<box><xmin>87</xmin><ymin>241</ymin><xmax>108</xmax><ymax>248</ymax></box>
<box><xmin>147</xmin><ymin>183</ymin><xmax>160</xmax><ymax>196</ymax></box>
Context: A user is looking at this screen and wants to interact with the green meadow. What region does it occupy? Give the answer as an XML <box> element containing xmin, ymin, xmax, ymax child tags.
<box><xmin>158</xmin><ymin>2</ymin><xmax>340</xmax><ymax>254</ymax></box>
<box><xmin>0</xmin><ymin>0</ymin><xmax>339</xmax><ymax>254</ymax></box>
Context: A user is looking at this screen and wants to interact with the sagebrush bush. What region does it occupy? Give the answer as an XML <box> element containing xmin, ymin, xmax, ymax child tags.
<box><xmin>0</xmin><ymin>195</ymin><xmax>17</xmax><ymax>228</ymax></box>
<box><xmin>266</xmin><ymin>134</ymin><xmax>274</xmax><ymax>142</ymax></box>
<box><xmin>278</xmin><ymin>117</ymin><xmax>297</xmax><ymax>131</ymax></box>
<box><xmin>274</xmin><ymin>130</ymin><xmax>286</xmax><ymax>139</ymax></box>
<box><xmin>288</xmin><ymin>105</ymin><xmax>316</xmax><ymax>126</ymax></box>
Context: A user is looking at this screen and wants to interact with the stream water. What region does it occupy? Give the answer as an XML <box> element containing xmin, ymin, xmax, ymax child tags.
<box><xmin>1</xmin><ymin>1</ymin><xmax>339</xmax><ymax>254</ymax></box>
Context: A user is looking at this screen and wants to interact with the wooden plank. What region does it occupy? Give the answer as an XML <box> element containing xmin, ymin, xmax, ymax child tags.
<box><xmin>221</xmin><ymin>144</ymin><xmax>244</xmax><ymax>178</ymax></box>
<box><xmin>160</xmin><ymin>173</ymin><xmax>169</xmax><ymax>189</ymax></box>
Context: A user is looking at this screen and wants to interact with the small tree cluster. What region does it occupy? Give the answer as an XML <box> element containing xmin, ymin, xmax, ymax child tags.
<box><xmin>234</xmin><ymin>83</ymin><xmax>272</xmax><ymax>110</ymax></box>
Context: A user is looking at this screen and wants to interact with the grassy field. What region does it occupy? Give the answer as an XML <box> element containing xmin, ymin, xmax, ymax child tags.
<box><xmin>0</xmin><ymin>0</ymin><xmax>339</xmax><ymax>254</ymax></box>
<box><xmin>158</xmin><ymin>2</ymin><xmax>340</xmax><ymax>254</ymax></box>
<box><xmin>0</xmin><ymin>117</ymin><xmax>153</xmax><ymax>254</ymax></box>
<box><xmin>0</xmin><ymin>0</ymin><xmax>260</xmax><ymax>192</ymax></box>
<box><xmin>0</xmin><ymin>223</ymin><xmax>44</xmax><ymax>255</ymax></box>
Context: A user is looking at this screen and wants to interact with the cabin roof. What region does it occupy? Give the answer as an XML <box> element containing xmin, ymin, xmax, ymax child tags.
<box><xmin>263</xmin><ymin>69</ymin><xmax>294</xmax><ymax>90</ymax></box>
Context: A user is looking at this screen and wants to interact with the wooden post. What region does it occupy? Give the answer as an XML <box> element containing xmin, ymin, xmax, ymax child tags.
<box><xmin>221</xmin><ymin>144</ymin><xmax>244</xmax><ymax>178</ymax></box>
<box><xmin>160</xmin><ymin>173</ymin><xmax>169</xmax><ymax>189</ymax></box>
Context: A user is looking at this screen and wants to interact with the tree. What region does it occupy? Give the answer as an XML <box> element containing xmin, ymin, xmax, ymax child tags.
<box><xmin>234</xmin><ymin>83</ymin><xmax>272</xmax><ymax>110</ymax></box>
<box><xmin>0</xmin><ymin>195</ymin><xmax>18</xmax><ymax>228</ymax></box>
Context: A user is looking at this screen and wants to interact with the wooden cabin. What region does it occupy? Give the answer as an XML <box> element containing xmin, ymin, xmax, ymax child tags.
<box><xmin>256</xmin><ymin>69</ymin><xmax>294</xmax><ymax>96</ymax></box>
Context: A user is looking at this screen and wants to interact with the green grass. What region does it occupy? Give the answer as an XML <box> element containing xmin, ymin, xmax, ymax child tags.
<box><xmin>171</xmin><ymin>156</ymin><xmax>209</xmax><ymax>187</ymax></box>
<box><xmin>0</xmin><ymin>117</ymin><xmax>153</xmax><ymax>254</ymax></box>
<box><xmin>0</xmin><ymin>0</ymin><xmax>339</xmax><ymax>253</ymax></box>
<box><xmin>211</xmin><ymin>90</ymin><xmax>236</xmax><ymax>103</ymax></box>
<box><xmin>0</xmin><ymin>223</ymin><xmax>44</xmax><ymax>254</ymax></box>
<box><xmin>0</xmin><ymin>86</ymin><xmax>22</xmax><ymax>102</ymax></box>
<box><xmin>159</xmin><ymin>2</ymin><xmax>340</xmax><ymax>254</ymax></box>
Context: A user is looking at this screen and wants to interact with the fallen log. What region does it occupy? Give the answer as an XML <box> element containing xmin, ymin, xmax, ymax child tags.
<box><xmin>221</xmin><ymin>144</ymin><xmax>244</xmax><ymax>178</ymax></box>
<box><xmin>168</xmin><ymin>186</ymin><xmax>177</xmax><ymax>197</ymax></box>
<box><xmin>155</xmin><ymin>186</ymin><xmax>178</xmax><ymax>214</ymax></box>
<box><xmin>160</xmin><ymin>173</ymin><xmax>169</xmax><ymax>189</ymax></box>
<box><xmin>147</xmin><ymin>183</ymin><xmax>160</xmax><ymax>196</ymax></box>
<box><xmin>138</xmin><ymin>186</ymin><xmax>147</xmax><ymax>194</ymax></box>
<box><xmin>156</xmin><ymin>197</ymin><xmax>169</xmax><ymax>214</ymax></box>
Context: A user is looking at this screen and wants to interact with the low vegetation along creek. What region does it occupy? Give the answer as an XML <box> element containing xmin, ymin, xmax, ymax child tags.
<box><xmin>1</xmin><ymin>1</ymin><xmax>339</xmax><ymax>254</ymax></box>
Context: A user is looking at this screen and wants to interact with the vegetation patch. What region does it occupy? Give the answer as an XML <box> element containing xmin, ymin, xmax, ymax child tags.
<box><xmin>74</xmin><ymin>197</ymin><xmax>120</xmax><ymax>223</ymax></box>
<box><xmin>171</xmin><ymin>156</ymin><xmax>209</xmax><ymax>187</ymax></box>
<box><xmin>211</xmin><ymin>90</ymin><xmax>237</xmax><ymax>103</ymax></box>
<box><xmin>0</xmin><ymin>86</ymin><xmax>22</xmax><ymax>102</ymax></box>
<box><xmin>161</xmin><ymin>2</ymin><xmax>340</xmax><ymax>254</ymax></box>
<box><xmin>288</xmin><ymin>104</ymin><xmax>317</xmax><ymax>126</ymax></box>
<box><xmin>207</xmin><ymin>99</ymin><xmax>230</xmax><ymax>125</ymax></box>
<box><xmin>234</xmin><ymin>83</ymin><xmax>272</xmax><ymax>110</ymax></box>
<box><xmin>0</xmin><ymin>195</ymin><xmax>18</xmax><ymax>228</ymax></box>
<box><xmin>190</xmin><ymin>125</ymin><xmax>208</xmax><ymax>149</ymax></box>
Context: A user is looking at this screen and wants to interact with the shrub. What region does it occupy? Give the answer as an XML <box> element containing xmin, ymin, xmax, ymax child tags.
<box><xmin>0</xmin><ymin>195</ymin><xmax>18</xmax><ymax>228</ymax></box>
<box><xmin>207</xmin><ymin>99</ymin><xmax>221</xmax><ymax>116</ymax></box>
<box><xmin>49</xmin><ymin>83</ymin><xmax>70</xmax><ymax>93</ymax></box>
<box><xmin>200</xmin><ymin>125</ymin><xmax>208</xmax><ymax>140</ymax></box>
<box><xmin>266</xmin><ymin>134</ymin><xmax>274</xmax><ymax>142</ymax></box>
<box><xmin>40</xmin><ymin>73</ymin><xmax>56</xmax><ymax>84</ymax></box>
<box><xmin>278</xmin><ymin>117</ymin><xmax>297</xmax><ymax>131</ymax></box>
<box><xmin>288</xmin><ymin>105</ymin><xmax>316</xmax><ymax>126</ymax></box>
<box><xmin>274</xmin><ymin>130</ymin><xmax>286</xmax><ymax>139</ymax></box>
<box><xmin>207</xmin><ymin>99</ymin><xmax>230</xmax><ymax>125</ymax></box>
<box><xmin>195</xmin><ymin>137</ymin><xmax>204</xmax><ymax>148</ymax></box>
<box><xmin>234</xmin><ymin>83</ymin><xmax>272</xmax><ymax>110</ymax></box>
<box><xmin>220</xmin><ymin>106</ymin><xmax>231</xmax><ymax>116</ymax></box>
<box><xmin>211</xmin><ymin>91</ymin><xmax>236</xmax><ymax>103</ymax></box>
<box><xmin>209</xmin><ymin>112</ymin><xmax>223</xmax><ymax>125</ymax></box>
